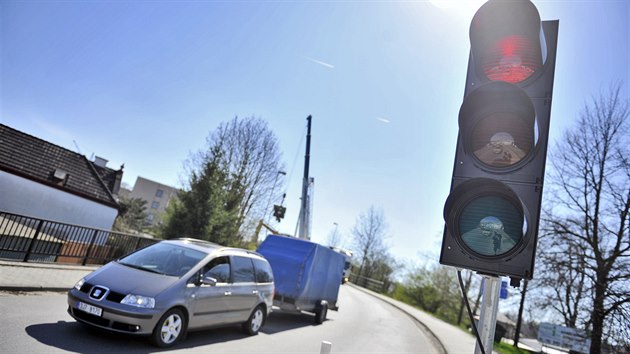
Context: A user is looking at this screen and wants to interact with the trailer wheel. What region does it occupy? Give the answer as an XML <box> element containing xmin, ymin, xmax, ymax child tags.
<box><xmin>314</xmin><ymin>303</ymin><xmax>328</xmax><ymax>324</ymax></box>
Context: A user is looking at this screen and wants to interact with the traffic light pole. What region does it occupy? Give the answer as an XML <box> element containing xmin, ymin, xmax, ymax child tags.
<box><xmin>475</xmin><ymin>275</ymin><xmax>501</xmax><ymax>354</ymax></box>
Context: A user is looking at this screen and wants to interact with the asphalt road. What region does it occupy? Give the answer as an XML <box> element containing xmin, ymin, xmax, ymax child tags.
<box><xmin>0</xmin><ymin>285</ymin><xmax>438</xmax><ymax>353</ymax></box>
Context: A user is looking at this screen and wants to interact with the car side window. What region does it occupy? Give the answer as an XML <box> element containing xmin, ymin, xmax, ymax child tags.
<box><xmin>203</xmin><ymin>256</ymin><xmax>231</xmax><ymax>283</ymax></box>
<box><xmin>232</xmin><ymin>256</ymin><xmax>256</xmax><ymax>283</ymax></box>
<box><xmin>252</xmin><ymin>258</ymin><xmax>274</xmax><ymax>283</ymax></box>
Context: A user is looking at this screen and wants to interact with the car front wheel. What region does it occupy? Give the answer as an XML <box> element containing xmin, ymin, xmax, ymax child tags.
<box><xmin>242</xmin><ymin>305</ymin><xmax>265</xmax><ymax>335</ymax></box>
<box><xmin>151</xmin><ymin>308</ymin><xmax>186</xmax><ymax>347</ymax></box>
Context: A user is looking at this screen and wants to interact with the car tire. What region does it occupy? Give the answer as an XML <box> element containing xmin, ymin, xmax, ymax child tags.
<box><xmin>242</xmin><ymin>305</ymin><xmax>265</xmax><ymax>335</ymax></box>
<box><xmin>314</xmin><ymin>302</ymin><xmax>328</xmax><ymax>324</ymax></box>
<box><xmin>151</xmin><ymin>308</ymin><xmax>186</xmax><ymax>348</ymax></box>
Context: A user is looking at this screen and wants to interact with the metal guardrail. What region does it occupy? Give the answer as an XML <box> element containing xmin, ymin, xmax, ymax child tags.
<box><xmin>0</xmin><ymin>211</ymin><xmax>158</xmax><ymax>265</ymax></box>
<box><xmin>350</xmin><ymin>273</ymin><xmax>388</xmax><ymax>293</ymax></box>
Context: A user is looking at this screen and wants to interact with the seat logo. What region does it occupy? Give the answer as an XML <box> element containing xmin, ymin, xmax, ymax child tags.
<box><xmin>90</xmin><ymin>286</ymin><xmax>108</xmax><ymax>301</ymax></box>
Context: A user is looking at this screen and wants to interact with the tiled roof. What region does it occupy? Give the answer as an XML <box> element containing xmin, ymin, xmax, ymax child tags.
<box><xmin>0</xmin><ymin>124</ymin><xmax>121</xmax><ymax>208</ymax></box>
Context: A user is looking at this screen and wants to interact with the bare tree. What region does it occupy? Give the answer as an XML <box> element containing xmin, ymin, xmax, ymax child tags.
<box><xmin>161</xmin><ymin>116</ymin><xmax>284</xmax><ymax>246</ymax></box>
<box><xmin>535</xmin><ymin>233</ymin><xmax>588</xmax><ymax>328</ymax></box>
<box><xmin>326</xmin><ymin>223</ymin><xmax>342</xmax><ymax>248</ymax></box>
<box><xmin>351</xmin><ymin>206</ymin><xmax>389</xmax><ymax>281</ymax></box>
<box><xmin>210</xmin><ymin>116</ymin><xmax>285</xmax><ymax>230</ymax></box>
<box><xmin>538</xmin><ymin>84</ymin><xmax>630</xmax><ymax>353</ymax></box>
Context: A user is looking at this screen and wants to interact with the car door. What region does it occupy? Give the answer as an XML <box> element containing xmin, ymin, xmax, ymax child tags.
<box><xmin>228</xmin><ymin>255</ymin><xmax>259</xmax><ymax>321</ymax></box>
<box><xmin>187</xmin><ymin>256</ymin><xmax>236</xmax><ymax>329</ymax></box>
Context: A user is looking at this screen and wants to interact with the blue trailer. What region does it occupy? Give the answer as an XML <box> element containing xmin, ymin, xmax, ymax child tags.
<box><xmin>256</xmin><ymin>234</ymin><xmax>345</xmax><ymax>324</ymax></box>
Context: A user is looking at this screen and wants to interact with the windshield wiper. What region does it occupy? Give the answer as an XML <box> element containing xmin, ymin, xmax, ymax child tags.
<box><xmin>117</xmin><ymin>261</ymin><xmax>164</xmax><ymax>275</ymax></box>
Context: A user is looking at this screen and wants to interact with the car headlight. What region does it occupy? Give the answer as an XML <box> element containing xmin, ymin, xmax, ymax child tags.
<box><xmin>74</xmin><ymin>278</ymin><xmax>85</xmax><ymax>291</ymax></box>
<box><xmin>121</xmin><ymin>294</ymin><xmax>155</xmax><ymax>308</ymax></box>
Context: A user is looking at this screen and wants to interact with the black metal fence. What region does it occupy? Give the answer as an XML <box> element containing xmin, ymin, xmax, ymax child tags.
<box><xmin>0</xmin><ymin>211</ymin><xmax>158</xmax><ymax>265</ymax></box>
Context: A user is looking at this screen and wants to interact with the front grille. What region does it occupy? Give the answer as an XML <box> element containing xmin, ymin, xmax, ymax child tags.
<box><xmin>79</xmin><ymin>282</ymin><xmax>93</xmax><ymax>293</ymax></box>
<box><xmin>106</xmin><ymin>291</ymin><xmax>126</xmax><ymax>303</ymax></box>
<box><xmin>69</xmin><ymin>306</ymin><xmax>142</xmax><ymax>333</ymax></box>
<box><xmin>79</xmin><ymin>283</ymin><xmax>125</xmax><ymax>303</ymax></box>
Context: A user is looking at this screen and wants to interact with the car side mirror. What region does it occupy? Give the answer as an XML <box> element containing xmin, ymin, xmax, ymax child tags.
<box><xmin>202</xmin><ymin>276</ymin><xmax>218</xmax><ymax>286</ymax></box>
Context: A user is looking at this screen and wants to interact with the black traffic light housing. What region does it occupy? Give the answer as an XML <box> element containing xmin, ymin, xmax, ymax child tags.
<box><xmin>273</xmin><ymin>204</ymin><xmax>286</xmax><ymax>222</ymax></box>
<box><xmin>440</xmin><ymin>0</ymin><xmax>558</xmax><ymax>280</ymax></box>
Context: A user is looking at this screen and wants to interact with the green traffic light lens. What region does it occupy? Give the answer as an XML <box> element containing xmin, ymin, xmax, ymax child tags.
<box><xmin>444</xmin><ymin>178</ymin><xmax>528</xmax><ymax>259</ymax></box>
<box><xmin>459</xmin><ymin>195</ymin><xmax>524</xmax><ymax>256</ymax></box>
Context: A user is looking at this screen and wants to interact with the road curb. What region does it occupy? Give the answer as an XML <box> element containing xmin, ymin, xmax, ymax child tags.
<box><xmin>0</xmin><ymin>285</ymin><xmax>71</xmax><ymax>292</ymax></box>
<box><xmin>0</xmin><ymin>260</ymin><xmax>96</xmax><ymax>293</ymax></box>
<box><xmin>0</xmin><ymin>260</ymin><xmax>99</xmax><ymax>271</ymax></box>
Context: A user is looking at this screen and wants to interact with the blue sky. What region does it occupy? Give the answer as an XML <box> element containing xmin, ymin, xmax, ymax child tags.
<box><xmin>2</xmin><ymin>0</ymin><xmax>628</xmax><ymax>266</ymax></box>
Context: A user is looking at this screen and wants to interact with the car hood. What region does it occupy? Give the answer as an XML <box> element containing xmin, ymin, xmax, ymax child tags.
<box><xmin>85</xmin><ymin>262</ymin><xmax>181</xmax><ymax>297</ymax></box>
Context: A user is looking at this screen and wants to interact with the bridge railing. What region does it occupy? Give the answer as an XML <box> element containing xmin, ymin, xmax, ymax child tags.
<box><xmin>0</xmin><ymin>211</ymin><xmax>158</xmax><ymax>265</ymax></box>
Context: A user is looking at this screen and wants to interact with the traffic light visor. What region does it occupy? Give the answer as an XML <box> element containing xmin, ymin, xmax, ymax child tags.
<box><xmin>470</xmin><ymin>0</ymin><xmax>543</xmax><ymax>84</ymax></box>
<box><xmin>444</xmin><ymin>178</ymin><xmax>526</xmax><ymax>257</ymax></box>
<box><xmin>459</xmin><ymin>81</ymin><xmax>536</xmax><ymax>171</ymax></box>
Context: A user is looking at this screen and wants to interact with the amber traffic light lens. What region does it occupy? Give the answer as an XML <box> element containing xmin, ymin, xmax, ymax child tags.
<box><xmin>459</xmin><ymin>81</ymin><xmax>536</xmax><ymax>170</ymax></box>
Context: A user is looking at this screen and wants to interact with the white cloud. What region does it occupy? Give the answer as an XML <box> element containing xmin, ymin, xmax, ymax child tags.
<box><xmin>305</xmin><ymin>56</ymin><xmax>335</xmax><ymax>69</ymax></box>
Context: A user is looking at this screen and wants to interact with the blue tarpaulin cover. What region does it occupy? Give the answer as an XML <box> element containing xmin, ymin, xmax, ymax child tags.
<box><xmin>257</xmin><ymin>235</ymin><xmax>344</xmax><ymax>305</ymax></box>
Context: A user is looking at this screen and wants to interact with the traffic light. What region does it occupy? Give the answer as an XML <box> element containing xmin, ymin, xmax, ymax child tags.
<box><xmin>273</xmin><ymin>204</ymin><xmax>286</xmax><ymax>222</ymax></box>
<box><xmin>440</xmin><ymin>0</ymin><xmax>558</xmax><ymax>280</ymax></box>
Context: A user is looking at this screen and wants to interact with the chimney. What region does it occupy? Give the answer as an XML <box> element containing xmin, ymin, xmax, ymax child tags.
<box><xmin>94</xmin><ymin>156</ymin><xmax>108</xmax><ymax>168</ymax></box>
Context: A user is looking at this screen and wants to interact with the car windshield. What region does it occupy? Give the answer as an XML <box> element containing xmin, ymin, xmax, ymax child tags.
<box><xmin>118</xmin><ymin>242</ymin><xmax>207</xmax><ymax>277</ymax></box>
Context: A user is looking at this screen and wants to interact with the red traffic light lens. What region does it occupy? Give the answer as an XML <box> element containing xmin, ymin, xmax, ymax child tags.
<box><xmin>470</xmin><ymin>0</ymin><xmax>543</xmax><ymax>85</ymax></box>
<box><xmin>482</xmin><ymin>35</ymin><xmax>540</xmax><ymax>83</ymax></box>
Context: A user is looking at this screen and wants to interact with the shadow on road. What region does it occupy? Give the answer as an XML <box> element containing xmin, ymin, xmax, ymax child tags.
<box><xmin>262</xmin><ymin>311</ymin><xmax>326</xmax><ymax>334</ymax></box>
<box><xmin>25</xmin><ymin>312</ymin><xmax>324</xmax><ymax>352</ymax></box>
<box><xmin>26</xmin><ymin>321</ymin><xmax>153</xmax><ymax>353</ymax></box>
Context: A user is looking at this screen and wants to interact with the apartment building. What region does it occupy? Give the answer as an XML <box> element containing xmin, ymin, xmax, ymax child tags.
<box><xmin>128</xmin><ymin>176</ymin><xmax>179</xmax><ymax>226</ymax></box>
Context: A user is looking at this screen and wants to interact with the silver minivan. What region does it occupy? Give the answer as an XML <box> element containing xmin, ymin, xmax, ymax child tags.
<box><xmin>67</xmin><ymin>238</ymin><xmax>275</xmax><ymax>347</ymax></box>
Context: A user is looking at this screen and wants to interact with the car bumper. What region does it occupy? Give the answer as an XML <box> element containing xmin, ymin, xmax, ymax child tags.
<box><xmin>67</xmin><ymin>290</ymin><xmax>161</xmax><ymax>335</ymax></box>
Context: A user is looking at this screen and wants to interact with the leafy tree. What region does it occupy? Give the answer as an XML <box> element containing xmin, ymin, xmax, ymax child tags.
<box><xmin>395</xmin><ymin>265</ymin><xmax>462</xmax><ymax>324</ymax></box>
<box><xmin>113</xmin><ymin>196</ymin><xmax>148</xmax><ymax>233</ymax></box>
<box><xmin>160</xmin><ymin>116</ymin><xmax>284</xmax><ymax>246</ymax></box>
<box><xmin>537</xmin><ymin>84</ymin><xmax>630</xmax><ymax>353</ymax></box>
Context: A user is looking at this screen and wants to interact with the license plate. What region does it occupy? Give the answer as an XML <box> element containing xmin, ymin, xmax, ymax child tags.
<box><xmin>77</xmin><ymin>301</ymin><xmax>102</xmax><ymax>317</ymax></box>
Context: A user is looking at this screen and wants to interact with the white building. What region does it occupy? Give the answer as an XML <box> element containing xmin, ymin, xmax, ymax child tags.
<box><xmin>0</xmin><ymin>124</ymin><xmax>123</xmax><ymax>230</ymax></box>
